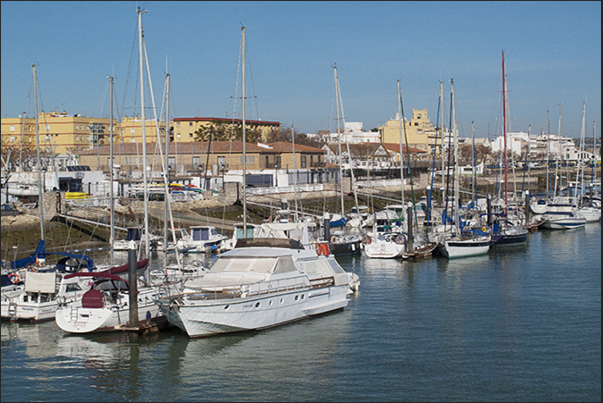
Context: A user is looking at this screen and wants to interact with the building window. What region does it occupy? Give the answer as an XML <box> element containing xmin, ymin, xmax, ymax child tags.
<box><xmin>189</xmin><ymin>133</ymin><xmax>193</xmax><ymax>138</ymax></box>
<box><xmin>193</xmin><ymin>157</ymin><xmax>200</xmax><ymax>168</ymax></box>
<box><xmin>276</xmin><ymin>156</ymin><xmax>281</xmax><ymax>167</ymax></box>
<box><xmin>131</xmin><ymin>128</ymin><xmax>135</xmax><ymax>134</ymax></box>
<box><xmin>10</xmin><ymin>126</ymin><xmax>15</xmax><ymax>132</ymax></box>
<box><xmin>46</xmin><ymin>125</ymin><xmax>50</xmax><ymax>130</ymax></box>
<box><xmin>10</xmin><ymin>137</ymin><xmax>16</xmax><ymax>142</ymax></box>
<box><xmin>301</xmin><ymin>155</ymin><xmax>307</xmax><ymax>168</ymax></box>
<box><xmin>189</xmin><ymin>122</ymin><xmax>193</xmax><ymax>126</ymax></box>
<box><xmin>265</xmin><ymin>156</ymin><xmax>270</xmax><ymax>168</ymax></box>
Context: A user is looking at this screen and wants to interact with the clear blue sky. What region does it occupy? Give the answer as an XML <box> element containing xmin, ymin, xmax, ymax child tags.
<box><xmin>2</xmin><ymin>1</ymin><xmax>601</xmax><ymax>140</ymax></box>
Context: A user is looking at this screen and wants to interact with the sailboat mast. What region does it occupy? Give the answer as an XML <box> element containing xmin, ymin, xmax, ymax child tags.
<box><xmin>545</xmin><ymin>111</ymin><xmax>550</xmax><ymax>200</ymax></box>
<box><xmin>109</xmin><ymin>76</ymin><xmax>115</xmax><ymax>265</ymax></box>
<box><xmin>397</xmin><ymin>80</ymin><xmax>405</xmax><ymax>207</ymax></box>
<box><xmin>334</xmin><ymin>65</ymin><xmax>345</xmax><ymax>217</ymax></box>
<box><xmin>138</xmin><ymin>7</ymin><xmax>150</xmax><ymax>258</ymax></box>
<box><xmin>439</xmin><ymin>81</ymin><xmax>445</xmax><ymax>192</ymax></box>
<box><xmin>451</xmin><ymin>79</ymin><xmax>459</xmax><ymax>227</ymax></box>
<box><xmin>471</xmin><ymin>121</ymin><xmax>476</xmax><ymax>207</ymax></box>
<box><xmin>163</xmin><ymin>73</ymin><xmax>170</xmax><ymax>266</ymax></box>
<box><xmin>502</xmin><ymin>51</ymin><xmax>508</xmax><ymax>217</ymax></box>
<box><xmin>33</xmin><ymin>64</ymin><xmax>44</xmax><ymax>241</ymax></box>
<box><xmin>241</xmin><ymin>26</ymin><xmax>247</xmax><ymax>236</ymax></box>
<box><xmin>580</xmin><ymin>101</ymin><xmax>586</xmax><ymax>190</ymax></box>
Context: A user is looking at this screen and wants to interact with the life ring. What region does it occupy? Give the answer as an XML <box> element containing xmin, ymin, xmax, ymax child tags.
<box><xmin>330</xmin><ymin>235</ymin><xmax>338</xmax><ymax>244</ymax></box>
<box><xmin>316</xmin><ymin>245</ymin><xmax>323</xmax><ymax>256</ymax></box>
<box><xmin>395</xmin><ymin>234</ymin><xmax>406</xmax><ymax>245</ymax></box>
<box><xmin>481</xmin><ymin>227</ymin><xmax>487</xmax><ymax>232</ymax></box>
<box><xmin>8</xmin><ymin>273</ymin><xmax>20</xmax><ymax>284</ymax></box>
<box><xmin>363</xmin><ymin>235</ymin><xmax>372</xmax><ymax>245</ymax></box>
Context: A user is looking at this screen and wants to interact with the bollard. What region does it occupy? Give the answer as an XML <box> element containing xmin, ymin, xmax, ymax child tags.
<box><xmin>128</xmin><ymin>240</ymin><xmax>139</xmax><ymax>327</ymax></box>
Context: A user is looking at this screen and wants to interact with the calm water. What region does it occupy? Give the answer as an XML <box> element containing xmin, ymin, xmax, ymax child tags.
<box><xmin>2</xmin><ymin>224</ymin><xmax>601</xmax><ymax>402</ymax></box>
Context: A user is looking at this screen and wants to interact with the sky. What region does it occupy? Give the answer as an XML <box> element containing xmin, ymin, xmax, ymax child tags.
<box><xmin>1</xmin><ymin>1</ymin><xmax>601</xmax><ymax>140</ymax></box>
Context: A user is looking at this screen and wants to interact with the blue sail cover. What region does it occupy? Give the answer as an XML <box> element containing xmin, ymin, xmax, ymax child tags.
<box><xmin>10</xmin><ymin>240</ymin><xmax>47</xmax><ymax>270</ymax></box>
<box><xmin>10</xmin><ymin>240</ymin><xmax>95</xmax><ymax>272</ymax></box>
<box><xmin>330</xmin><ymin>217</ymin><xmax>347</xmax><ymax>227</ymax></box>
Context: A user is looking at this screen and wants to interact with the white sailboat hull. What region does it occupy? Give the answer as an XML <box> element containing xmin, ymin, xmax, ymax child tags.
<box><xmin>364</xmin><ymin>239</ymin><xmax>405</xmax><ymax>259</ymax></box>
<box><xmin>55</xmin><ymin>285</ymin><xmax>173</xmax><ymax>334</ymax></box>
<box><xmin>542</xmin><ymin>216</ymin><xmax>587</xmax><ymax>230</ymax></box>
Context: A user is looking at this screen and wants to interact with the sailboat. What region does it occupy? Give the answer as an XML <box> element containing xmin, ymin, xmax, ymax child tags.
<box><xmin>436</xmin><ymin>79</ymin><xmax>491</xmax><ymax>258</ymax></box>
<box><xmin>490</xmin><ymin>51</ymin><xmax>528</xmax><ymax>246</ymax></box>
<box><xmin>364</xmin><ymin>80</ymin><xmax>410</xmax><ymax>259</ymax></box>
<box><xmin>324</xmin><ymin>65</ymin><xmax>363</xmax><ymax>256</ymax></box>
<box><xmin>156</xmin><ymin>26</ymin><xmax>358</xmax><ymax>338</ymax></box>
<box><xmin>0</xmin><ymin>65</ymin><xmax>102</xmax><ymax>322</ymax></box>
<box><xmin>55</xmin><ymin>8</ymin><xmax>184</xmax><ymax>334</ymax></box>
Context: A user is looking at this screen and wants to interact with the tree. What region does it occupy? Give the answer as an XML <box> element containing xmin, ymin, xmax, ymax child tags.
<box><xmin>193</xmin><ymin>121</ymin><xmax>263</xmax><ymax>143</ymax></box>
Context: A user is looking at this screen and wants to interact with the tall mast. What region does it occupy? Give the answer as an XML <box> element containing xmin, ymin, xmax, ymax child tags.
<box><xmin>138</xmin><ymin>7</ymin><xmax>149</xmax><ymax>258</ymax></box>
<box><xmin>554</xmin><ymin>104</ymin><xmax>561</xmax><ymax>198</ymax></box>
<box><xmin>545</xmin><ymin>111</ymin><xmax>550</xmax><ymax>200</ymax></box>
<box><xmin>580</xmin><ymin>100</ymin><xmax>586</xmax><ymax>190</ymax></box>
<box><xmin>397</xmin><ymin>80</ymin><xmax>405</xmax><ymax>208</ymax></box>
<box><xmin>439</xmin><ymin>81</ymin><xmax>445</xmax><ymax>191</ymax></box>
<box><xmin>334</xmin><ymin>65</ymin><xmax>345</xmax><ymax>217</ymax></box>
<box><xmin>33</xmin><ymin>64</ymin><xmax>44</xmax><ymax>241</ymax></box>
<box><xmin>241</xmin><ymin>26</ymin><xmax>247</xmax><ymax>236</ymax></box>
<box><xmin>502</xmin><ymin>51</ymin><xmax>508</xmax><ymax>217</ymax></box>
<box><xmin>163</xmin><ymin>73</ymin><xmax>170</xmax><ymax>267</ymax></box>
<box><xmin>109</xmin><ymin>76</ymin><xmax>115</xmax><ymax>265</ymax></box>
<box><xmin>471</xmin><ymin>121</ymin><xmax>476</xmax><ymax>207</ymax></box>
<box><xmin>451</xmin><ymin>79</ymin><xmax>459</xmax><ymax>228</ymax></box>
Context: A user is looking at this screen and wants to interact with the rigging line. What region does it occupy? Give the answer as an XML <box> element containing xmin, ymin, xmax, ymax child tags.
<box><xmin>426</xmin><ymin>81</ymin><xmax>443</xmax><ymax>231</ymax></box>
<box><xmin>338</xmin><ymin>69</ymin><xmax>359</xmax><ymax>216</ymax></box>
<box><xmin>120</xmin><ymin>20</ymin><xmax>139</xmax><ymax>119</ymax></box>
<box><xmin>243</xmin><ymin>34</ymin><xmax>261</xmax><ymax>120</ymax></box>
<box><xmin>399</xmin><ymin>81</ymin><xmax>419</xmax><ymax>233</ymax></box>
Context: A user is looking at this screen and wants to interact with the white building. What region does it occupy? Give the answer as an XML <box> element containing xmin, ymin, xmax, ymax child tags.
<box><xmin>327</xmin><ymin>122</ymin><xmax>380</xmax><ymax>144</ymax></box>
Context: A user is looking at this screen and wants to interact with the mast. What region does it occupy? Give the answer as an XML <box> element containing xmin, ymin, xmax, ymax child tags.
<box><xmin>33</xmin><ymin>64</ymin><xmax>44</xmax><ymax>241</ymax></box>
<box><xmin>291</xmin><ymin>123</ymin><xmax>299</xmax><ymax>221</ymax></box>
<box><xmin>439</xmin><ymin>81</ymin><xmax>445</xmax><ymax>192</ymax></box>
<box><xmin>334</xmin><ymin>65</ymin><xmax>345</xmax><ymax>217</ymax></box>
<box><xmin>545</xmin><ymin>111</ymin><xmax>550</xmax><ymax>201</ymax></box>
<box><xmin>109</xmin><ymin>76</ymin><xmax>115</xmax><ymax>265</ymax></box>
<box><xmin>502</xmin><ymin>51</ymin><xmax>508</xmax><ymax>217</ymax></box>
<box><xmin>451</xmin><ymin>79</ymin><xmax>459</xmax><ymax>230</ymax></box>
<box><xmin>241</xmin><ymin>26</ymin><xmax>247</xmax><ymax>236</ymax></box>
<box><xmin>580</xmin><ymin>101</ymin><xmax>586</xmax><ymax>191</ymax></box>
<box><xmin>471</xmin><ymin>121</ymin><xmax>476</xmax><ymax>207</ymax></box>
<box><xmin>397</xmin><ymin>80</ymin><xmax>405</xmax><ymax>209</ymax></box>
<box><xmin>590</xmin><ymin>120</ymin><xmax>597</xmax><ymax>185</ymax></box>
<box><xmin>163</xmin><ymin>73</ymin><xmax>170</xmax><ymax>266</ymax></box>
<box><xmin>554</xmin><ymin>104</ymin><xmax>561</xmax><ymax>198</ymax></box>
<box><xmin>575</xmin><ymin>101</ymin><xmax>586</xmax><ymax>201</ymax></box>
<box><xmin>138</xmin><ymin>7</ymin><xmax>149</xmax><ymax>258</ymax></box>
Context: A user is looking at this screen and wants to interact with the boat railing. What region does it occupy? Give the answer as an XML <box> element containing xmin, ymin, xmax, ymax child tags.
<box><xmin>181</xmin><ymin>275</ymin><xmax>335</xmax><ymax>301</ymax></box>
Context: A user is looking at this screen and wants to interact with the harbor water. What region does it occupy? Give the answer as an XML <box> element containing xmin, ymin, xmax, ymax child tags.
<box><xmin>1</xmin><ymin>224</ymin><xmax>600</xmax><ymax>402</ymax></box>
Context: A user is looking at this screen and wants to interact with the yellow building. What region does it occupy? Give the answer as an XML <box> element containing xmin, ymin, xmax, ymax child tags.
<box><xmin>172</xmin><ymin>117</ymin><xmax>281</xmax><ymax>143</ymax></box>
<box><xmin>119</xmin><ymin>115</ymin><xmax>166</xmax><ymax>145</ymax></box>
<box><xmin>379</xmin><ymin>109</ymin><xmax>440</xmax><ymax>153</ymax></box>
<box><xmin>1</xmin><ymin>111</ymin><xmax>117</xmax><ymax>155</ymax></box>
